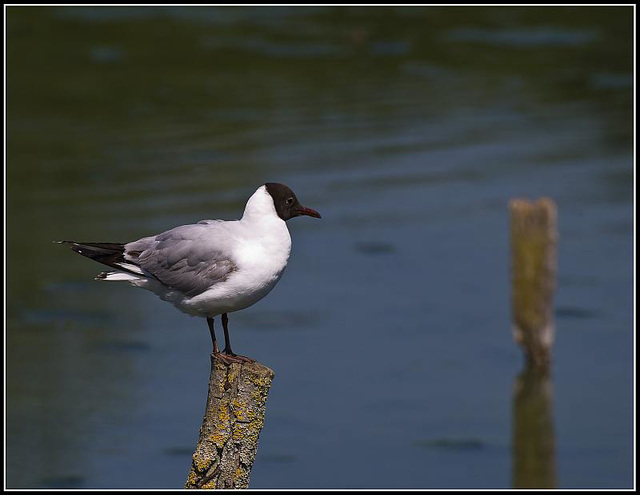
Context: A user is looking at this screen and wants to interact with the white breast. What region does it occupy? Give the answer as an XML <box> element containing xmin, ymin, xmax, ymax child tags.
<box><xmin>184</xmin><ymin>186</ymin><xmax>292</xmax><ymax>316</ymax></box>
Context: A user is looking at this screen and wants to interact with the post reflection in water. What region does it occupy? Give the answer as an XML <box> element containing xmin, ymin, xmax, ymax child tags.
<box><xmin>511</xmin><ymin>363</ymin><xmax>556</xmax><ymax>489</ymax></box>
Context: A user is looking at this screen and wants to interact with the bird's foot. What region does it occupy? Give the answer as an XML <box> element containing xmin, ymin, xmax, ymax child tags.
<box><xmin>214</xmin><ymin>350</ymin><xmax>256</xmax><ymax>364</ymax></box>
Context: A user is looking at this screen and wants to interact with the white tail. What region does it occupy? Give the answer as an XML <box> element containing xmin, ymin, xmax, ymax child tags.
<box><xmin>96</xmin><ymin>271</ymin><xmax>143</xmax><ymax>282</ymax></box>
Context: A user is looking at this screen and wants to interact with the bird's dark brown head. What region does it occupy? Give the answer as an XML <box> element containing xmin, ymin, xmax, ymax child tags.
<box><xmin>264</xmin><ymin>183</ymin><xmax>321</xmax><ymax>221</ymax></box>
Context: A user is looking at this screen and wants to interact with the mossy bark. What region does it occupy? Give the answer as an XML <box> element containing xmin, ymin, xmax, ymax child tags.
<box><xmin>509</xmin><ymin>198</ymin><xmax>557</xmax><ymax>369</ymax></box>
<box><xmin>185</xmin><ymin>355</ymin><xmax>275</xmax><ymax>489</ymax></box>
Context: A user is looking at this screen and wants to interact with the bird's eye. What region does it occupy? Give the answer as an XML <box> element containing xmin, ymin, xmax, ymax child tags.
<box><xmin>286</xmin><ymin>197</ymin><xmax>294</xmax><ymax>205</ymax></box>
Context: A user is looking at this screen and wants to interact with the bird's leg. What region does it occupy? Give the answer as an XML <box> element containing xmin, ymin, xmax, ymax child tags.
<box><xmin>221</xmin><ymin>313</ymin><xmax>234</xmax><ymax>355</ymax></box>
<box><xmin>207</xmin><ymin>317</ymin><xmax>219</xmax><ymax>354</ymax></box>
<box><xmin>221</xmin><ymin>313</ymin><xmax>255</xmax><ymax>363</ymax></box>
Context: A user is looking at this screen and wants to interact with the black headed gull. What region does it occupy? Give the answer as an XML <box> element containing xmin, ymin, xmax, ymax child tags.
<box><xmin>58</xmin><ymin>183</ymin><xmax>321</xmax><ymax>362</ymax></box>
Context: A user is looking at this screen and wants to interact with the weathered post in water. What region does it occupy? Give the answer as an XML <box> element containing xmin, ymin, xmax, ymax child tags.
<box><xmin>509</xmin><ymin>198</ymin><xmax>558</xmax><ymax>488</ymax></box>
<box><xmin>509</xmin><ymin>198</ymin><xmax>557</xmax><ymax>370</ymax></box>
<box><xmin>185</xmin><ymin>356</ymin><xmax>275</xmax><ymax>489</ymax></box>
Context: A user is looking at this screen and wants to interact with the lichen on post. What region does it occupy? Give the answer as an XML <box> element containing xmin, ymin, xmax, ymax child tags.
<box><xmin>185</xmin><ymin>355</ymin><xmax>275</xmax><ymax>489</ymax></box>
<box><xmin>509</xmin><ymin>198</ymin><xmax>558</xmax><ymax>370</ymax></box>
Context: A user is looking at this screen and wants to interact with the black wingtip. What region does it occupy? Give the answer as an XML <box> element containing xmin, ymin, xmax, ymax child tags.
<box><xmin>56</xmin><ymin>241</ymin><xmax>141</xmax><ymax>277</ymax></box>
<box><xmin>55</xmin><ymin>240</ymin><xmax>81</xmax><ymax>248</ymax></box>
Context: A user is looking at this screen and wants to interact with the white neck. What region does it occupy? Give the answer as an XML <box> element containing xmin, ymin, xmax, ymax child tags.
<box><xmin>239</xmin><ymin>185</ymin><xmax>292</xmax><ymax>262</ymax></box>
<box><xmin>241</xmin><ymin>185</ymin><xmax>280</xmax><ymax>223</ymax></box>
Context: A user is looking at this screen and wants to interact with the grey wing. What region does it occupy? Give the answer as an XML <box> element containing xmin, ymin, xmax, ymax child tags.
<box><xmin>124</xmin><ymin>223</ymin><xmax>238</xmax><ymax>297</ymax></box>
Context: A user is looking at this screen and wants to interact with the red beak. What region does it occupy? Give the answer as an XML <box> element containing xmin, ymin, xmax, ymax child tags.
<box><xmin>296</xmin><ymin>206</ymin><xmax>322</xmax><ymax>219</ymax></box>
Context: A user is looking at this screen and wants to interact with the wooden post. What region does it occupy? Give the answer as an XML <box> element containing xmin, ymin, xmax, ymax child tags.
<box><xmin>185</xmin><ymin>356</ymin><xmax>275</xmax><ymax>489</ymax></box>
<box><xmin>509</xmin><ymin>198</ymin><xmax>557</xmax><ymax>369</ymax></box>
